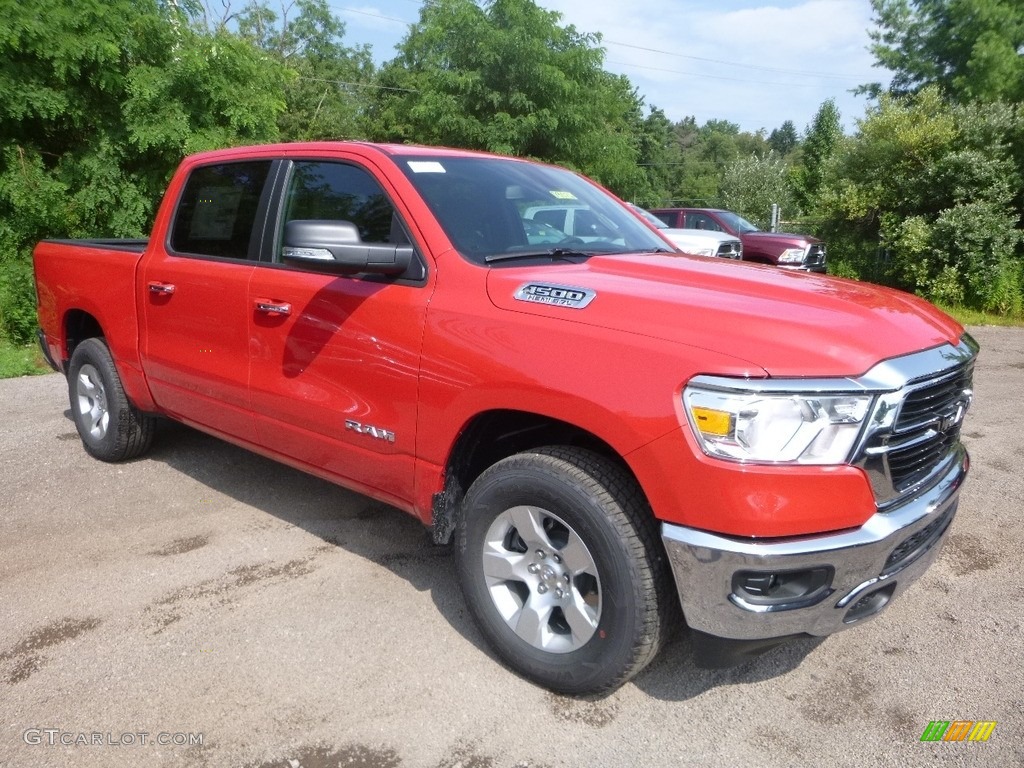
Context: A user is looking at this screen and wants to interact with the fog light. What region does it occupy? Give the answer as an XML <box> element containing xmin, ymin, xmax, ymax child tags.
<box><xmin>732</xmin><ymin>567</ymin><xmax>834</xmax><ymax>608</ymax></box>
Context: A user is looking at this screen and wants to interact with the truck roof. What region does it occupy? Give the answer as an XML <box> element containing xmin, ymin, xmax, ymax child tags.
<box><xmin>178</xmin><ymin>141</ymin><xmax>535</xmax><ymax>165</ymax></box>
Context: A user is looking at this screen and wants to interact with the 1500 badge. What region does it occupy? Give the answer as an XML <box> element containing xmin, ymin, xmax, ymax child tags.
<box><xmin>514</xmin><ymin>283</ymin><xmax>596</xmax><ymax>309</ymax></box>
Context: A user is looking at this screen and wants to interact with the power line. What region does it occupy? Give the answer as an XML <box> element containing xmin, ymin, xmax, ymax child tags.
<box><xmin>605</xmin><ymin>60</ymin><xmax>846</xmax><ymax>89</ymax></box>
<box><xmin>326</xmin><ymin>3</ymin><xmax>412</xmax><ymax>26</ymax></box>
<box><xmin>328</xmin><ymin>3</ymin><xmax>862</xmax><ymax>86</ymax></box>
<box><xmin>296</xmin><ymin>76</ymin><xmax>419</xmax><ymax>93</ymax></box>
<box><xmin>603</xmin><ymin>40</ymin><xmax>859</xmax><ymax>81</ymax></box>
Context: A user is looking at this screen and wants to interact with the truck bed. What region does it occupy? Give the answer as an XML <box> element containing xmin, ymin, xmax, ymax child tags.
<box><xmin>33</xmin><ymin>238</ymin><xmax>150</xmax><ymax>390</ymax></box>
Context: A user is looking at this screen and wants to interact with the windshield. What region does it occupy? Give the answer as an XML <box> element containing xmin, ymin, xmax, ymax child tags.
<box><xmin>626</xmin><ymin>203</ymin><xmax>668</xmax><ymax>229</ymax></box>
<box><xmin>717</xmin><ymin>210</ymin><xmax>761</xmax><ymax>234</ymax></box>
<box><xmin>397</xmin><ymin>155</ymin><xmax>669</xmax><ymax>263</ymax></box>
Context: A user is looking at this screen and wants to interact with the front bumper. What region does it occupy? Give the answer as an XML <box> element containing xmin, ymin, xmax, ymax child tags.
<box><xmin>662</xmin><ymin>448</ymin><xmax>966</xmax><ymax>642</ymax></box>
<box><xmin>777</xmin><ymin>263</ymin><xmax>827</xmax><ymax>273</ymax></box>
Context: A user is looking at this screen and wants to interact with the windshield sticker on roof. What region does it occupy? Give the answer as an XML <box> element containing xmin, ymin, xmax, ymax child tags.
<box><xmin>407</xmin><ymin>161</ymin><xmax>446</xmax><ymax>173</ymax></box>
<box><xmin>550</xmin><ymin>191</ymin><xmax>577</xmax><ymax>200</ymax></box>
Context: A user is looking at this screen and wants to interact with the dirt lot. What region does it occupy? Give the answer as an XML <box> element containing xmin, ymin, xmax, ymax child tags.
<box><xmin>1</xmin><ymin>325</ymin><xmax>1021</xmax><ymax>768</ymax></box>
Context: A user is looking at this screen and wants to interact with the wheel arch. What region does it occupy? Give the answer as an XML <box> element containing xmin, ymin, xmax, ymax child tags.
<box><xmin>429</xmin><ymin>409</ymin><xmax>642</xmax><ymax>545</ymax></box>
<box><xmin>60</xmin><ymin>307</ymin><xmax>157</xmax><ymax>412</ymax></box>
<box><xmin>63</xmin><ymin>308</ymin><xmax>104</xmax><ymax>364</ymax></box>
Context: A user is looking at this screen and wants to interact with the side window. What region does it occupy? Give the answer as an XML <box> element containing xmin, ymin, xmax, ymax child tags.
<box><xmin>688</xmin><ymin>213</ymin><xmax>723</xmax><ymax>232</ymax></box>
<box><xmin>281</xmin><ymin>161</ymin><xmax>403</xmax><ymax>249</ymax></box>
<box><xmin>170</xmin><ymin>161</ymin><xmax>271</xmax><ymax>259</ymax></box>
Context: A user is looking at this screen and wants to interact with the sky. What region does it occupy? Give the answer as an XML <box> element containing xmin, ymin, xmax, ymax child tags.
<box><xmin>322</xmin><ymin>0</ymin><xmax>892</xmax><ymax>135</ymax></box>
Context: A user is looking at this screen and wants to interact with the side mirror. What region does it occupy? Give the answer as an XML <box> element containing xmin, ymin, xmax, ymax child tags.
<box><xmin>281</xmin><ymin>219</ymin><xmax>414</xmax><ymax>276</ymax></box>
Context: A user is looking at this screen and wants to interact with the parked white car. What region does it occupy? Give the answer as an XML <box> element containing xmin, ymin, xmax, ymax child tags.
<box><xmin>627</xmin><ymin>203</ymin><xmax>743</xmax><ymax>260</ymax></box>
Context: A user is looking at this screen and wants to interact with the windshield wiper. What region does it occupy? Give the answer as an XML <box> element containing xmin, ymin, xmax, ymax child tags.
<box><xmin>485</xmin><ymin>247</ymin><xmax>595</xmax><ymax>264</ymax></box>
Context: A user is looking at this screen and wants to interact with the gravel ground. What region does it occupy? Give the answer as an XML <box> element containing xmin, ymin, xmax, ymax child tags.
<box><xmin>1</xmin><ymin>325</ymin><xmax>1021</xmax><ymax>768</ymax></box>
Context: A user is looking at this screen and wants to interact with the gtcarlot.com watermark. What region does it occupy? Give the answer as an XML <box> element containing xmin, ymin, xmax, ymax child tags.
<box><xmin>24</xmin><ymin>729</ymin><xmax>203</xmax><ymax>747</ymax></box>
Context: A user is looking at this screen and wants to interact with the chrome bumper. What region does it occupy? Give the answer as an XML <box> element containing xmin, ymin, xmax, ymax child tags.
<box><xmin>662</xmin><ymin>449</ymin><xmax>966</xmax><ymax>641</ymax></box>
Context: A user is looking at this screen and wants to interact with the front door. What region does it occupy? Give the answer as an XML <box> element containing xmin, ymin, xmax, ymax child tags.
<box><xmin>247</xmin><ymin>158</ymin><xmax>431</xmax><ymax>507</ymax></box>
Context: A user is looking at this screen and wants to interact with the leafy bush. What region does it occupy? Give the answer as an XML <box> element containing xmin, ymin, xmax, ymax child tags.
<box><xmin>0</xmin><ymin>0</ymin><xmax>292</xmax><ymax>345</ymax></box>
<box><xmin>0</xmin><ymin>258</ymin><xmax>37</xmax><ymax>345</ymax></box>
<box><xmin>813</xmin><ymin>88</ymin><xmax>1024</xmax><ymax>315</ymax></box>
<box><xmin>719</xmin><ymin>151</ymin><xmax>795</xmax><ymax>229</ymax></box>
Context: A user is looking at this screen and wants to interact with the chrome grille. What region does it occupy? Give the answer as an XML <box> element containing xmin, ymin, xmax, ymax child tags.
<box><xmin>888</xmin><ymin>427</ymin><xmax>960</xmax><ymax>491</ymax></box>
<box><xmin>896</xmin><ymin>365</ymin><xmax>974</xmax><ymax>430</ymax></box>
<box><xmin>884</xmin><ymin>363</ymin><xmax>974</xmax><ymax>491</ymax></box>
<box><xmin>854</xmin><ymin>346</ymin><xmax>976</xmax><ymax>508</ymax></box>
<box><xmin>717</xmin><ymin>241</ymin><xmax>742</xmax><ymax>260</ymax></box>
<box><xmin>806</xmin><ymin>244</ymin><xmax>826</xmax><ymax>267</ymax></box>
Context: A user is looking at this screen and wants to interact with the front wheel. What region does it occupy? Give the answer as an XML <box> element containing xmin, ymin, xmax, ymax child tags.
<box><xmin>456</xmin><ymin>447</ymin><xmax>676</xmax><ymax>694</ymax></box>
<box><xmin>67</xmin><ymin>337</ymin><xmax>155</xmax><ymax>462</ymax></box>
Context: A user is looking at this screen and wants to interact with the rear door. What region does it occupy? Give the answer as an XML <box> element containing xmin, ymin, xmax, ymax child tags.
<box><xmin>140</xmin><ymin>159</ymin><xmax>277</xmax><ymax>443</ymax></box>
<box><xmin>247</xmin><ymin>157</ymin><xmax>431</xmax><ymax>507</ymax></box>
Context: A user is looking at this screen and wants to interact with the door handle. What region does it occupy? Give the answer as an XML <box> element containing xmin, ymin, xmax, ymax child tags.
<box><xmin>148</xmin><ymin>282</ymin><xmax>176</xmax><ymax>295</ymax></box>
<box><xmin>255</xmin><ymin>300</ymin><xmax>291</xmax><ymax>316</ymax></box>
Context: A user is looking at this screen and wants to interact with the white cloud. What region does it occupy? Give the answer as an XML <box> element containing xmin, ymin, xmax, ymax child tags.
<box><xmin>357</xmin><ymin>0</ymin><xmax>891</xmax><ymax>133</ymax></box>
<box><xmin>540</xmin><ymin>0</ymin><xmax>889</xmax><ymax>132</ymax></box>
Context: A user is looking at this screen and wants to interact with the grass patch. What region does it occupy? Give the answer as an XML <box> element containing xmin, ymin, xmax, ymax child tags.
<box><xmin>0</xmin><ymin>339</ymin><xmax>52</xmax><ymax>378</ymax></box>
<box><xmin>939</xmin><ymin>305</ymin><xmax>1024</xmax><ymax>328</ymax></box>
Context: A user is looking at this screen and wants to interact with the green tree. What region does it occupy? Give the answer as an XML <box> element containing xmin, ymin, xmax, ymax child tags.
<box><xmin>0</xmin><ymin>0</ymin><xmax>286</xmax><ymax>344</ymax></box>
<box><xmin>768</xmin><ymin>120</ymin><xmax>799</xmax><ymax>156</ymax></box>
<box><xmin>817</xmin><ymin>87</ymin><xmax>1023</xmax><ymax>312</ymax></box>
<box><xmin>633</xmin><ymin>106</ymin><xmax>691</xmax><ymax>207</ymax></box>
<box><xmin>653</xmin><ymin>117</ymin><xmax>770</xmax><ymax>207</ymax></box>
<box><xmin>719</xmin><ymin>152</ymin><xmax>795</xmax><ymax>229</ymax></box>
<box><xmin>236</xmin><ymin>0</ymin><xmax>375</xmax><ymax>140</ymax></box>
<box><xmin>864</xmin><ymin>0</ymin><xmax>1024</xmax><ymax>103</ymax></box>
<box><xmin>667</xmin><ymin>117</ymin><xmax>719</xmax><ymax>205</ymax></box>
<box><xmin>794</xmin><ymin>99</ymin><xmax>843</xmax><ymax>213</ymax></box>
<box><xmin>366</xmin><ymin>0</ymin><xmax>646</xmax><ymax>197</ymax></box>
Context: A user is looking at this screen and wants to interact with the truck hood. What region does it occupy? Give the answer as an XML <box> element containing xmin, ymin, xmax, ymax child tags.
<box><xmin>743</xmin><ymin>230</ymin><xmax>821</xmax><ymax>248</ymax></box>
<box><xmin>663</xmin><ymin>228</ymin><xmax>736</xmax><ymax>245</ymax></box>
<box><xmin>485</xmin><ymin>253</ymin><xmax>963</xmax><ymax>378</ymax></box>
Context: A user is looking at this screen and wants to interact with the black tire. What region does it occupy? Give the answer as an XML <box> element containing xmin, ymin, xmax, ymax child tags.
<box><xmin>455</xmin><ymin>446</ymin><xmax>676</xmax><ymax>695</ymax></box>
<box><xmin>67</xmin><ymin>337</ymin><xmax>155</xmax><ymax>462</ymax></box>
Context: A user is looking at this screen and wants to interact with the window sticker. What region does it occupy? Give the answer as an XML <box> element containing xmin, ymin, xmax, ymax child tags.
<box><xmin>407</xmin><ymin>161</ymin><xmax>446</xmax><ymax>173</ymax></box>
<box><xmin>550</xmin><ymin>190</ymin><xmax>577</xmax><ymax>200</ymax></box>
<box><xmin>189</xmin><ymin>186</ymin><xmax>243</xmax><ymax>240</ymax></box>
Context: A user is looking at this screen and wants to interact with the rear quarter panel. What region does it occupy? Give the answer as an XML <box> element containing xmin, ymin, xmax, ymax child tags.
<box><xmin>33</xmin><ymin>241</ymin><xmax>155</xmax><ymax>411</ymax></box>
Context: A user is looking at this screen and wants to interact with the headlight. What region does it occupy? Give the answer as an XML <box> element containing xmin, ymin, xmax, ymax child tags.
<box><xmin>778</xmin><ymin>247</ymin><xmax>807</xmax><ymax>264</ymax></box>
<box><xmin>683</xmin><ymin>381</ymin><xmax>873</xmax><ymax>464</ymax></box>
<box><xmin>689</xmin><ymin>247</ymin><xmax>716</xmax><ymax>257</ymax></box>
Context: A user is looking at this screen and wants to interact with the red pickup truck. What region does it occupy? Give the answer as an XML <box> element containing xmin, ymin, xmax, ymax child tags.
<box><xmin>651</xmin><ymin>207</ymin><xmax>827</xmax><ymax>272</ymax></box>
<box><xmin>34</xmin><ymin>142</ymin><xmax>976</xmax><ymax>694</ymax></box>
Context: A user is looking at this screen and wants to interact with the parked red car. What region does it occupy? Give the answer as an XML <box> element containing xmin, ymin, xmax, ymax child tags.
<box><xmin>651</xmin><ymin>207</ymin><xmax>826</xmax><ymax>272</ymax></box>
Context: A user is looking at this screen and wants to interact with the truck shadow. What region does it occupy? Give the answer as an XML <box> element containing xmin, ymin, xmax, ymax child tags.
<box><xmin>145</xmin><ymin>420</ymin><xmax>823</xmax><ymax>702</ymax></box>
<box><xmin>631</xmin><ymin>633</ymin><xmax>826</xmax><ymax>702</ymax></box>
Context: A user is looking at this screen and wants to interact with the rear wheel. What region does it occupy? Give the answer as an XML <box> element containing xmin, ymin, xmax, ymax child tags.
<box><xmin>456</xmin><ymin>446</ymin><xmax>675</xmax><ymax>694</ymax></box>
<box><xmin>67</xmin><ymin>338</ymin><xmax>154</xmax><ymax>461</ymax></box>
